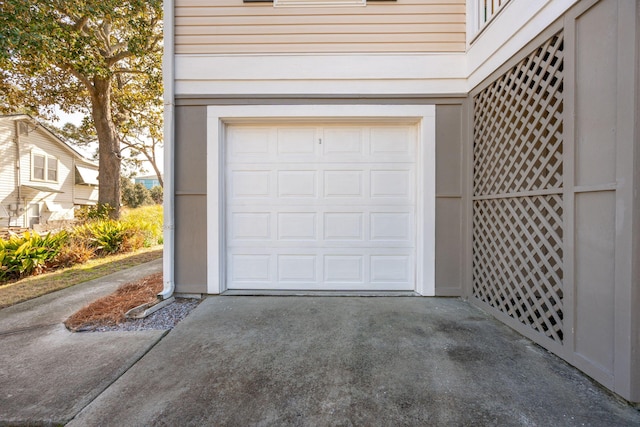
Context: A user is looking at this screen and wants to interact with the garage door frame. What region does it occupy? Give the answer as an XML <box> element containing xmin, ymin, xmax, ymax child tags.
<box><xmin>206</xmin><ymin>105</ymin><xmax>436</xmax><ymax>295</ymax></box>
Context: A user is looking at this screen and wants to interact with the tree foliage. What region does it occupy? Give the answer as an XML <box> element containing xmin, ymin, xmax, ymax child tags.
<box><xmin>0</xmin><ymin>0</ymin><xmax>163</xmax><ymax>217</ymax></box>
<box><xmin>121</xmin><ymin>177</ymin><xmax>154</xmax><ymax>209</ymax></box>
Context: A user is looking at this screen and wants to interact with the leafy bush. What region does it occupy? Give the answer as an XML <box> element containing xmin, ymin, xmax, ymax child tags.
<box><xmin>74</xmin><ymin>220</ymin><xmax>131</xmax><ymax>255</ymax></box>
<box><xmin>121</xmin><ymin>178</ymin><xmax>154</xmax><ymax>208</ymax></box>
<box><xmin>150</xmin><ymin>185</ymin><xmax>163</xmax><ymax>204</ymax></box>
<box><xmin>0</xmin><ymin>231</ymin><xmax>68</xmax><ymax>280</ymax></box>
<box><xmin>75</xmin><ymin>204</ymin><xmax>115</xmax><ymax>222</ymax></box>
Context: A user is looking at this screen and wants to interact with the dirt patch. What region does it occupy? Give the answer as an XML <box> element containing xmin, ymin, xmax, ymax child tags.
<box><xmin>65</xmin><ymin>273</ymin><xmax>163</xmax><ymax>331</ymax></box>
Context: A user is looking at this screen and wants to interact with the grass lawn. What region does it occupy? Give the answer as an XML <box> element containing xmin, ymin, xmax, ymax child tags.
<box><xmin>0</xmin><ymin>246</ymin><xmax>163</xmax><ymax>309</ymax></box>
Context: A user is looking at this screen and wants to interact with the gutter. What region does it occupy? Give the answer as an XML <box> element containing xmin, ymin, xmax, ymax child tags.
<box><xmin>158</xmin><ymin>0</ymin><xmax>175</xmax><ymax>300</ymax></box>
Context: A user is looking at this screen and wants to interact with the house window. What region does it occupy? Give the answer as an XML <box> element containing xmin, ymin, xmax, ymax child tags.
<box><xmin>32</xmin><ymin>152</ymin><xmax>58</xmax><ymax>182</ymax></box>
<box><xmin>33</xmin><ymin>154</ymin><xmax>46</xmax><ymax>181</ymax></box>
<box><xmin>47</xmin><ymin>158</ymin><xmax>58</xmax><ymax>181</ymax></box>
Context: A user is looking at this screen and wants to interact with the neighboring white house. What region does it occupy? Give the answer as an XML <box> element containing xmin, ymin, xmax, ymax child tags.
<box><xmin>0</xmin><ymin>114</ymin><xmax>99</xmax><ymax>229</ymax></box>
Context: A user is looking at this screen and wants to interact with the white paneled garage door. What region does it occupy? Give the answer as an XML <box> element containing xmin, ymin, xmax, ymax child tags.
<box><xmin>225</xmin><ymin>123</ymin><xmax>417</xmax><ymax>291</ymax></box>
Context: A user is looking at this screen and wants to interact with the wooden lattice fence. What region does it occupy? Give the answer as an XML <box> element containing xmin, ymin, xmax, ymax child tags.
<box><xmin>472</xmin><ymin>33</ymin><xmax>565</xmax><ymax>342</ymax></box>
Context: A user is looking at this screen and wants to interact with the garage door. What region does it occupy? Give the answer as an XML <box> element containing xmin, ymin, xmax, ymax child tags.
<box><xmin>225</xmin><ymin>123</ymin><xmax>417</xmax><ymax>291</ymax></box>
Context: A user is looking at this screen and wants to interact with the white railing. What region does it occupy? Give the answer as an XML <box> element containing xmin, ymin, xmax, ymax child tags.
<box><xmin>470</xmin><ymin>0</ymin><xmax>513</xmax><ymax>40</ymax></box>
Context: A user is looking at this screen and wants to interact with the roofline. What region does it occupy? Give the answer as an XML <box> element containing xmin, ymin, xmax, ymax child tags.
<box><xmin>1</xmin><ymin>114</ymin><xmax>98</xmax><ymax>166</ymax></box>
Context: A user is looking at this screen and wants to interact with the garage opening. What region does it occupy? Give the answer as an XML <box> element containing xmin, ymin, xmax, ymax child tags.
<box><xmin>226</xmin><ymin>123</ymin><xmax>417</xmax><ymax>291</ymax></box>
<box><xmin>207</xmin><ymin>105</ymin><xmax>435</xmax><ymax>295</ymax></box>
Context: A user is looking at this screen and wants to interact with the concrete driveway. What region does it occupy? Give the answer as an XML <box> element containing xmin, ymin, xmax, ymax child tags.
<box><xmin>63</xmin><ymin>296</ymin><xmax>639</xmax><ymax>426</ymax></box>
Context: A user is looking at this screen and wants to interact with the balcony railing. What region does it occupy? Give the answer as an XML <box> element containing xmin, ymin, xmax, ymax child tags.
<box><xmin>470</xmin><ymin>0</ymin><xmax>513</xmax><ymax>40</ymax></box>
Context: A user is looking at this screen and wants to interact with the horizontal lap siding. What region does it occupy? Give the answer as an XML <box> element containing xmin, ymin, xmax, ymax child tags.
<box><xmin>175</xmin><ymin>0</ymin><xmax>466</xmax><ymax>54</ymax></box>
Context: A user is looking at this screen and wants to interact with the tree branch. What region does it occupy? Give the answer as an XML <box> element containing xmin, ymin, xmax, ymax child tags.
<box><xmin>60</xmin><ymin>64</ymin><xmax>95</xmax><ymax>96</ymax></box>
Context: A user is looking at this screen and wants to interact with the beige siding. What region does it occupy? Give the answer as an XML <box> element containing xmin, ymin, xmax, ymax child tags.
<box><xmin>175</xmin><ymin>0</ymin><xmax>466</xmax><ymax>54</ymax></box>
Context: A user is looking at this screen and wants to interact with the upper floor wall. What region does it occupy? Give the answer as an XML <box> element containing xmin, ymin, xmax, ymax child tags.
<box><xmin>175</xmin><ymin>0</ymin><xmax>466</xmax><ymax>55</ymax></box>
<box><xmin>168</xmin><ymin>0</ymin><xmax>582</xmax><ymax>96</ymax></box>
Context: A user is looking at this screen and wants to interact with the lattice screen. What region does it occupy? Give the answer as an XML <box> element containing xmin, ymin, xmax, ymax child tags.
<box><xmin>472</xmin><ymin>33</ymin><xmax>564</xmax><ymax>342</ymax></box>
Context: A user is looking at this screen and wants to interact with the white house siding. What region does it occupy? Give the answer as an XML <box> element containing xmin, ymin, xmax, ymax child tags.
<box><xmin>0</xmin><ymin>120</ymin><xmax>18</xmax><ymax>227</ymax></box>
<box><xmin>175</xmin><ymin>0</ymin><xmax>466</xmax><ymax>54</ymax></box>
<box><xmin>18</xmin><ymin>126</ymin><xmax>77</xmax><ymax>224</ymax></box>
<box><xmin>74</xmin><ymin>181</ymin><xmax>99</xmax><ymax>206</ymax></box>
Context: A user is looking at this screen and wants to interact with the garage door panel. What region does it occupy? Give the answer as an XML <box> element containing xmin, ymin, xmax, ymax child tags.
<box><xmin>370</xmin><ymin>255</ymin><xmax>414</xmax><ymax>284</ymax></box>
<box><xmin>228</xmin><ymin>127</ymin><xmax>272</xmax><ymax>157</ymax></box>
<box><xmin>277</xmin><ymin>170</ymin><xmax>317</xmax><ymax>198</ymax></box>
<box><xmin>323</xmin><ymin>212</ymin><xmax>364</xmax><ymax>241</ymax></box>
<box><xmin>277</xmin><ymin>255</ymin><xmax>318</xmax><ymax>282</ymax></box>
<box><xmin>230</xmin><ymin>254</ymin><xmax>271</xmax><ymax>283</ymax></box>
<box><xmin>324</xmin><ymin>255</ymin><xmax>364</xmax><ymax>283</ymax></box>
<box><xmin>226</xmin><ymin>123</ymin><xmax>417</xmax><ymax>291</ymax></box>
<box><xmin>277</xmin><ymin>213</ymin><xmax>317</xmax><ymax>240</ymax></box>
<box><xmin>370</xmin><ymin>212</ymin><xmax>412</xmax><ymax>242</ymax></box>
<box><xmin>231</xmin><ymin>213</ymin><xmax>272</xmax><ymax>240</ymax></box>
<box><xmin>370</xmin><ymin>169</ymin><xmax>414</xmax><ymax>199</ymax></box>
<box><xmin>277</xmin><ymin>128</ymin><xmax>318</xmax><ymax>157</ymax></box>
<box><xmin>370</xmin><ymin>127</ymin><xmax>416</xmax><ymax>159</ymax></box>
<box><xmin>230</xmin><ymin>170</ymin><xmax>271</xmax><ymax>198</ymax></box>
<box><xmin>323</xmin><ymin>170</ymin><xmax>364</xmax><ymax>198</ymax></box>
<box><xmin>322</xmin><ymin>127</ymin><xmax>365</xmax><ymax>159</ymax></box>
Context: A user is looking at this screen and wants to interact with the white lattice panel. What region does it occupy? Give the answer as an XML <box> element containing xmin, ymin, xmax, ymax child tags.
<box><xmin>472</xmin><ymin>33</ymin><xmax>565</xmax><ymax>342</ymax></box>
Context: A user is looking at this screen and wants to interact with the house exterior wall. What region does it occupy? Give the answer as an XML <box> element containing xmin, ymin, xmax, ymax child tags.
<box><xmin>73</xmin><ymin>177</ymin><xmax>99</xmax><ymax>206</ymax></box>
<box><xmin>167</xmin><ymin>0</ymin><xmax>639</xmax><ymax>403</ymax></box>
<box><xmin>18</xmin><ymin>126</ymin><xmax>77</xmax><ymax>224</ymax></box>
<box><xmin>468</xmin><ymin>0</ymin><xmax>640</xmax><ymax>403</ymax></box>
<box><xmin>0</xmin><ymin>120</ymin><xmax>18</xmax><ymax>227</ymax></box>
<box><xmin>175</xmin><ymin>0</ymin><xmax>465</xmax><ymax>55</ymax></box>
<box><xmin>172</xmin><ymin>98</ymin><xmax>468</xmax><ymax>296</ymax></box>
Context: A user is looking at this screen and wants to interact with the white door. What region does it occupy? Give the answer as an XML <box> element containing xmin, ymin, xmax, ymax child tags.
<box><xmin>225</xmin><ymin>123</ymin><xmax>417</xmax><ymax>291</ymax></box>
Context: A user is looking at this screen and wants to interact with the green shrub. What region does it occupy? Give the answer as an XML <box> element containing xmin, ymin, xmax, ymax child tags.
<box><xmin>121</xmin><ymin>178</ymin><xmax>153</xmax><ymax>208</ymax></box>
<box><xmin>0</xmin><ymin>230</ymin><xmax>68</xmax><ymax>281</ymax></box>
<box><xmin>150</xmin><ymin>186</ymin><xmax>163</xmax><ymax>204</ymax></box>
<box><xmin>75</xmin><ymin>204</ymin><xmax>115</xmax><ymax>223</ymax></box>
<box><xmin>79</xmin><ymin>220</ymin><xmax>131</xmax><ymax>255</ymax></box>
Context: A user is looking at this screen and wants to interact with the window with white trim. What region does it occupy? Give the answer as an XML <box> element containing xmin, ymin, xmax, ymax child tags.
<box><xmin>32</xmin><ymin>152</ymin><xmax>58</xmax><ymax>183</ymax></box>
<box><xmin>47</xmin><ymin>158</ymin><xmax>58</xmax><ymax>181</ymax></box>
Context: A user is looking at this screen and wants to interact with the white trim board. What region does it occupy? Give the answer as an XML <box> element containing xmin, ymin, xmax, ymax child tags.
<box><xmin>177</xmin><ymin>53</ymin><xmax>467</xmax><ymax>95</ymax></box>
<box><xmin>207</xmin><ymin>104</ymin><xmax>436</xmax><ymax>296</ymax></box>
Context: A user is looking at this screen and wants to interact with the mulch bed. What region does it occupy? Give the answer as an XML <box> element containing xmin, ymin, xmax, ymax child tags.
<box><xmin>65</xmin><ymin>273</ymin><xmax>163</xmax><ymax>332</ymax></box>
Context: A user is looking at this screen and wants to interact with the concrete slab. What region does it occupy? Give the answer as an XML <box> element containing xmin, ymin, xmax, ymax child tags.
<box><xmin>68</xmin><ymin>297</ymin><xmax>640</xmax><ymax>426</ymax></box>
<box><xmin>0</xmin><ymin>259</ymin><xmax>164</xmax><ymax>426</ymax></box>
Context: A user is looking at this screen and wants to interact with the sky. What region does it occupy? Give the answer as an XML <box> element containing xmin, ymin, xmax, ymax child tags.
<box><xmin>52</xmin><ymin>106</ymin><xmax>164</xmax><ymax>176</ymax></box>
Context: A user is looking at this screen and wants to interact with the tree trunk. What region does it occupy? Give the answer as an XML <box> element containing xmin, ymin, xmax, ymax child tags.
<box><xmin>142</xmin><ymin>149</ymin><xmax>164</xmax><ymax>188</ymax></box>
<box><xmin>91</xmin><ymin>78</ymin><xmax>121</xmax><ymax>219</ymax></box>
